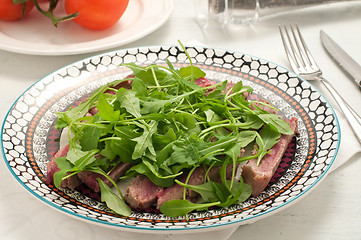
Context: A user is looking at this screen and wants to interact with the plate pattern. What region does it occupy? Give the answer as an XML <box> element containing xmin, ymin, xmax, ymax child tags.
<box><xmin>1</xmin><ymin>46</ymin><xmax>339</xmax><ymax>231</ymax></box>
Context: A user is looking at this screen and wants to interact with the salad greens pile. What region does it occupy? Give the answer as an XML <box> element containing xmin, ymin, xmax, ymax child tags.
<box><xmin>52</xmin><ymin>43</ymin><xmax>293</xmax><ymax>218</ymax></box>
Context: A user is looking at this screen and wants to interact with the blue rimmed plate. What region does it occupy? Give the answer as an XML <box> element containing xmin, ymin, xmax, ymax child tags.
<box><xmin>1</xmin><ymin>45</ymin><xmax>339</xmax><ymax>232</ymax></box>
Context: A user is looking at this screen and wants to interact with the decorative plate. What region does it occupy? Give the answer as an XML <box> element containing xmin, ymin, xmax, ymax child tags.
<box><xmin>0</xmin><ymin>0</ymin><xmax>173</xmax><ymax>56</ymax></box>
<box><xmin>1</xmin><ymin>46</ymin><xmax>339</xmax><ymax>232</ymax></box>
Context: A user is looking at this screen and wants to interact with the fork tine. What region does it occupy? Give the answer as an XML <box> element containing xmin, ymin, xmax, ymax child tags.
<box><xmin>279</xmin><ymin>25</ymin><xmax>301</xmax><ymax>72</ymax></box>
<box><xmin>293</xmin><ymin>25</ymin><xmax>320</xmax><ymax>70</ymax></box>
<box><xmin>289</xmin><ymin>25</ymin><xmax>308</xmax><ymax>67</ymax></box>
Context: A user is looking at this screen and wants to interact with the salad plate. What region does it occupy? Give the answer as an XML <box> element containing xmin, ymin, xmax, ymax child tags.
<box><xmin>1</xmin><ymin>45</ymin><xmax>339</xmax><ymax>232</ymax></box>
<box><xmin>0</xmin><ymin>0</ymin><xmax>173</xmax><ymax>56</ymax></box>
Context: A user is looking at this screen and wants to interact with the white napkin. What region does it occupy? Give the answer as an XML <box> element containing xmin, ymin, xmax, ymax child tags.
<box><xmin>329</xmin><ymin>108</ymin><xmax>361</xmax><ymax>172</ymax></box>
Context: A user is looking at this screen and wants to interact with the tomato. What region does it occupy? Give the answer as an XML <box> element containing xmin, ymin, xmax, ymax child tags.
<box><xmin>64</xmin><ymin>0</ymin><xmax>129</xmax><ymax>30</ymax></box>
<box><xmin>0</xmin><ymin>0</ymin><xmax>35</xmax><ymax>21</ymax></box>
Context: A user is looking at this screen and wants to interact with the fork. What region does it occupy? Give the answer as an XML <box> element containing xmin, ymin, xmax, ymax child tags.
<box><xmin>279</xmin><ymin>24</ymin><xmax>361</xmax><ymax>144</ymax></box>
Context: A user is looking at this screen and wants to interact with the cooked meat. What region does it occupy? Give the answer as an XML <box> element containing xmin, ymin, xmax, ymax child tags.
<box><xmin>155</xmin><ymin>183</ymin><xmax>183</xmax><ymax>210</ymax></box>
<box><xmin>155</xmin><ymin>165</ymin><xmax>241</xmax><ymax>209</ymax></box>
<box><xmin>155</xmin><ymin>167</ymin><xmax>207</xmax><ymax>209</ymax></box>
<box><xmin>47</xmin><ymin>144</ymin><xmax>81</xmax><ymax>190</ymax></box>
<box><xmin>124</xmin><ymin>175</ymin><xmax>163</xmax><ymax>209</ymax></box>
<box><xmin>242</xmin><ymin>117</ymin><xmax>298</xmax><ymax>197</ymax></box>
<box><xmin>77</xmin><ymin>162</ymin><xmax>132</xmax><ymax>192</ymax></box>
<box><xmin>47</xmin><ymin>144</ymin><xmax>132</xmax><ymax>192</ymax></box>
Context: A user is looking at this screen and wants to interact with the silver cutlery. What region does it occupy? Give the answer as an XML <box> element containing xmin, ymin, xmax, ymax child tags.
<box><xmin>279</xmin><ymin>24</ymin><xmax>361</xmax><ymax>144</ymax></box>
<box><xmin>320</xmin><ymin>30</ymin><xmax>361</xmax><ymax>89</ymax></box>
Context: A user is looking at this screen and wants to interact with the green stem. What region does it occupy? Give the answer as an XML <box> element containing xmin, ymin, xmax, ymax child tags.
<box><xmin>31</xmin><ymin>0</ymin><xmax>79</xmax><ymax>27</ymax></box>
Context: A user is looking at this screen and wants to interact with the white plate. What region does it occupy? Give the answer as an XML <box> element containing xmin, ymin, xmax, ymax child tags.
<box><xmin>1</xmin><ymin>46</ymin><xmax>340</xmax><ymax>233</ymax></box>
<box><xmin>0</xmin><ymin>0</ymin><xmax>173</xmax><ymax>55</ymax></box>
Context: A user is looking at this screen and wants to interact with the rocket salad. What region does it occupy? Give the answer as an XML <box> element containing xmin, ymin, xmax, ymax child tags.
<box><xmin>52</xmin><ymin>43</ymin><xmax>293</xmax><ymax>218</ymax></box>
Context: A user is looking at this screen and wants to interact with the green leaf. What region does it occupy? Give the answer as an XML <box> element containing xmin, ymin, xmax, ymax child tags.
<box><xmin>114</xmin><ymin>125</ymin><xmax>140</xmax><ymax>139</ymax></box>
<box><xmin>179</xmin><ymin>66</ymin><xmax>206</xmax><ymax>79</ymax></box>
<box><xmin>54</xmin><ymin>83</ymin><xmax>109</xmax><ymax>129</ymax></box>
<box><xmin>141</xmin><ymin>99</ymin><xmax>170</xmax><ymax>114</ymax></box>
<box><xmin>169</xmin><ymin>142</ymin><xmax>200</xmax><ymax>167</ymax></box>
<box><xmin>97</xmin><ymin>93</ymin><xmax>120</xmax><ymax>121</ymax></box>
<box><xmin>217</xmin><ymin>179</ymin><xmax>246</xmax><ymax>207</ymax></box>
<box><xmin>53</xmin><ymin>157</ymin><xmax>74</xmax><ymax>188</ymax></box>
<box><xmin>100</xmin><ymin>140</ymin><xmax>117</xmax><ymax>161</ymax></box>
<box><xmin>175</xmin><ymin>180</ymin><xmax>220</xmax><ymax>202</ymax></box>
<box><xmin>74</xmin><ymin>149</ymin><xmax>99</xmax><ymax>170</ymax></box>
<box><xmin>128</xmin><ymin>163</ymin><xmax>174</xmax><ymax>187</ymax></box>
<box><xmin>132</xmin><ymin>77</ymin><xmax>148</xmax><ymax>97</ymax></box>
<box><xmin>160</xmin><ymin>199</ymin><xmax>219</xmax><ymax>217</ymax></box>
<box><xmin>80</xmin><ymin>125</ymin><xmax>102</xmax><ymax>151</ymax></box>
<box><xmin>238</xmin><ymin>182</ymin><xmax>252</xmax><ymax>202</ymax></box>
<box><xmin>258</xmin><ymin>114</ymin><xmax>293</xmax><ymax>135</ymax></box>
<box><xmin>131</xmin><ymin>121</ymin><xmax>158</xmax><ymax>159</ymax></box>
<box><xmin>97</xmin><ymin>178</ymin><xmax>132</xmax><ymax>217</ymax></box>
<box><xmin>153</xmin><ymin>128</ymin><xmax>177</xmax><ymax>150</ymax></box>
<box><xmin>123</xmin><ymin>63</ymin><xmax>168</xmax><ymax>87</ymax></box>
<box><xmin>256</xmin><ymin>124</ymin><xmax>281</xmax><ymax>165</ymax></box>
<box><xmin>116</xmin><ymin>88</ymin><xmax>141</xmax><ymax>118</ymax></box>
<box><xmin>110</xmin><ymin>138</ymin><xmax>136</xmax><ymax>163</ymax></box>
<box><xmin>66</xmin><ymin>143</ymin><xmax>89</xmax><ymax>164</ymax></box>
<box><xmin>236</xmin><ymin>131</ymin><xmax>258</xmax><ymax>148</ymax></box>
<box><xmin>204</xmin><ymin>109</ymin><xmax>221</xmax><ymax>124</ymax></box>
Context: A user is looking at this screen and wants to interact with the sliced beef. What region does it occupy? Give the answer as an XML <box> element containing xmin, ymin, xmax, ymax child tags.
<box><xmin>155</xmin><ymin>167</ymin><xmax>206</xmax><ymax>209</ymax></box>
<box><xmin>155</xmin><ymin>183</ymin><xmax>183</xmax><ymax>210</ymax></box>
<box><xmin>124</xmin><ymin>175</ymin><xmax>163</xmax><ymax>209</ymax></box>
<box><xmin>155</xmin><ymin>165</ymin><xmax>240</xmax><ymax>209</ymax></box>
<box><xmin>77</xmin><ymin>162</ymin><xmax>132</xmax><ymax>193</ymax></box>
<box><xmin>195</xmin><ymin>77</ymin><xmax>216</xmax><ymax>88</ymax></box>
<box><xmin>47</xmin><ymin>144</ymin><xmax>132</xmax><ymax>192</ymax></box>
<box><xmin>47</xmin><ymin>144</ymin><xmax>82</xmax><ymax>190</ymax></box>
<box><xmin>241</xmin><ymin>117</ymin><xmax>298</xmax><ymax>197</ymax></box>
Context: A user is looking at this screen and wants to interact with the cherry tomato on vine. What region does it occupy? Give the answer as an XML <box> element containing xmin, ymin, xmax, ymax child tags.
<box><xmin>0</xmin><ymin>0</ymin><xmax>35</xmax><ymax>21</ymax></box>
<box><xmin>64</xmin><ymin>0</ymin><xmax>129</xmax><ymax>30</ymax></box>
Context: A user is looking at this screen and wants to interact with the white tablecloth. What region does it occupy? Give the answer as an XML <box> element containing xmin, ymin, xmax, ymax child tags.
<box><xmin>1</xmin><ymin>1</ymin><xmax>361</xmax><ymax>239</ymax></box>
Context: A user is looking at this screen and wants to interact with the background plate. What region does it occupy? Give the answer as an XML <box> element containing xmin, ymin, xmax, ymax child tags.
<box><xmin>0</xmin><ymin>0</ymin><xmax>173</xmax><ymax>55</ymax></box>
<box><xmin>1</xmin><ymin>46</ymin><xmax>339</xmax><ymax>232</ymax></box>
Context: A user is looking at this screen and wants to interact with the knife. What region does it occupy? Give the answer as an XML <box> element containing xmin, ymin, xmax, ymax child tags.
<box><xmin>320</xmin><ymin>30</ymin><xmax>361</xmax><ymax>89</ymax></box>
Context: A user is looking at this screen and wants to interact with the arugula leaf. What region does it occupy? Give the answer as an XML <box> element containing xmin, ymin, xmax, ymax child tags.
<box><xmin>116</xmin><ymin>88</ymin><xmax>141</xmax><ymax>118</ymax></box>
<box><xmin>131</xmin><ymin>120</ymin><xmax>158</xmax><ymax>159</ymax></box>
<box><xmin>127</xmin><ymin>163</ymin><xmax>174</xmax><ymax>187</ymax></box>
<box><xmin>53</xmin><ymin>157</ymin><xmax>74</xmax><ymax>188</ymax></box>
<box><xmin>256</xmin><ymin>124</ymin><xmax>281</xmax><ymax>165</ymax></box>
<box><xmin>73</xmin><ymin>149</ymin><xmax>99</xmax><ymax>170</ymax></box>
<box><xmin>160</xmin><ymin>199</ymin><xmax>220</xmax><ymax>217</ymax></box>
<box><xmin>179</xmin><ymin>66</ymin><xmax>206</xmax><ymax>80</ymax></box>
<box><xmin>54</xmin><ymin>84</ymin><xmax>110</xmax><ymax>130</ymax></box>
<box><xmin>238</xmin><ymin>182</ymin><xmax>252</xmax><ymax>202</ymax></box>
<box><xmin>175</xmin><ymin>180</ymin><xmax>220</xmax><ymax>203</ymax></box>
<box><xmin>97</xmin><ymin>178</ymin><xmax>132</xmax><ymax>217</ymax></box>
<box><xmin>109</xmin><ymin>138</ymin><xmax>135</xmax><ymax>163</ymax></box>
<box><xmin>80</xmin><ymin>124</ymin><xmax>102</xmax><ymax>151</ymax></box>
<box><xmin>132</xmin><ymin>77</ymin><xmax>148</xmax><ymax>97</ymax></box>
<box><xmin>66</xmin><ymin>143</ymin><xmax>90</xmax><ymax>164</ymax></box>
<box><xmin>258</xmin><ymin>114</ymin><xmax>293</xmax><ymax>135</ymax></box>
<box><xmin>97</xmin><ymin>93</ymin><xmax>120</xmax><ymax>121</ymax></box>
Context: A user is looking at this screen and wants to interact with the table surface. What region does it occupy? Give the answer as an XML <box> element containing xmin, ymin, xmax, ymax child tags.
<box><xmin>1</xmin><ymin>1</ymin><xmax>361</xmax><ymax>239</ymax></box>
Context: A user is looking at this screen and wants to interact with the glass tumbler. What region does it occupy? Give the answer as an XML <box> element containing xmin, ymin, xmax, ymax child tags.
<box><xmin>194</xmin><ymin>0</ymin><xmax>260</xmax><ymax>29</ymax></box>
